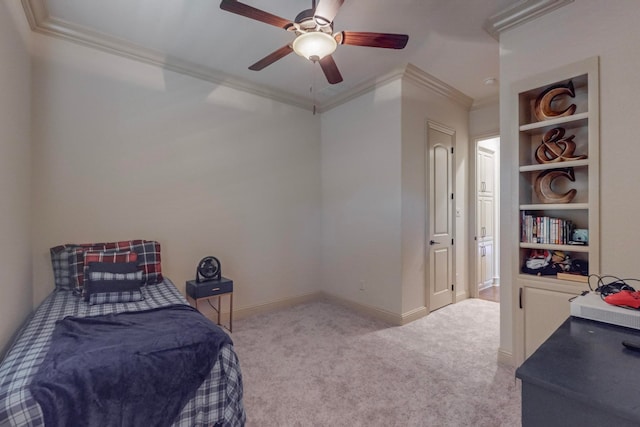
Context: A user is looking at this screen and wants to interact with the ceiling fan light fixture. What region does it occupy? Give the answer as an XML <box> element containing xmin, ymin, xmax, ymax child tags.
<box><xmin>292</xmin><ymin>32</ymin><xmax>337</xmax><ymax>61</ymax></box>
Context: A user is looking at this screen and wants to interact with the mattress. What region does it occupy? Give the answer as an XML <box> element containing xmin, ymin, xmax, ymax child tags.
<box><xmin>0</xmin><ymin>279</ymin><xmax>245</xmax><ymax>426</ymax></box>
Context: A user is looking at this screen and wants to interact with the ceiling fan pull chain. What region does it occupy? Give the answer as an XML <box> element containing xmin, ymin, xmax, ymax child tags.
<box><xmin>311</xmin><ymin>65</ymin><xmax>317</xmax><ymax>115</ymax></box>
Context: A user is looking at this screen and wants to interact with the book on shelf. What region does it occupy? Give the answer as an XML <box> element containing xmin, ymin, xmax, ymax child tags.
<box><xmin>557</xmin><ymin>272</ymin><xmax>589</xmax><ymax>283</ymax></box>
<box><xmin>520</xmin><ymin>213</ymin><xmax>577</xmax><ymax>245</ymax></box>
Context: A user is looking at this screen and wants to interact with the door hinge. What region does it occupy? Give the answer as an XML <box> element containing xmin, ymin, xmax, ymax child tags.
<box><xmin>451</xmin><ymin>284</ymin><xmax>454</xmax><ymax>291</ymax></box>
<box><xmin>451</xmin><ymin>193</ymin><xmax>454</xmax><ymax>200</ymax></box>
<box><xmin>451</xmin><ymin>147</ymin><xmax>454</xmax><ymax>154</ymax></box>
<box><xmin>451</xmin><ymin>238</ymin><xmax>454</xmax><ymax>245</ymax></box>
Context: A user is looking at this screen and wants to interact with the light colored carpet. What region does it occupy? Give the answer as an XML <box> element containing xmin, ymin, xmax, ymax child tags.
<box><xmin>232</xmin><ymin>298</ymin><xmax>521</xmax><ymax>427</ymax></box>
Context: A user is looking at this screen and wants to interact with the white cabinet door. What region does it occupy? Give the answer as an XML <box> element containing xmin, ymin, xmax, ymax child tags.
<box><xmin>478</xmin><ymin>198</ymin><xmax>494</xmax><ymax>241</ymax></box>
<box><xmin>478</xmin><ymin>149</ymin><xmax>495</xmax><ymax>197</ymax></box>
<box><xmin>483</xmin><ymin>241</ymin><xmax>494</xmax><ymax>287</ymax></box>
<box><xmin>523</xmin><ymin>287</ymin><xmax>573</xmax><ymax>358</ymax></box>
<box><xmin>478</xmin><ymin>241</ymin><xmax>494</xmax><ymax>289</ymax></box>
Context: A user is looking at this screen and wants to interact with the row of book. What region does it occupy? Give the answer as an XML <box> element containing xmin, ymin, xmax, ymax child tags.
<box><xmin>521</xmin><ymin>214</ymin><xmax>576</xmax><ymax>245</ymax></box>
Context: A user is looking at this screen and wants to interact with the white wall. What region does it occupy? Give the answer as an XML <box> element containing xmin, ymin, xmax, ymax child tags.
<box><xmin>29</xmin><ymin>33</ymin><xmax>322</xmax><ymax>310</ymax></box>
<box><xmin>0</xmin><ymin>0</ymin><xmax>32</xmax><ymax>355</ymax></box>
<box><xmin>320</xmin><ymin>80</ymin><xmax>404</xmax><ymax>315</ymax></box>
<box><xmin>320</xmin><ymin>72</ymin><xmax>471</xmax><ymax>320</ymax></box>
<box><xmin>470</xmin><ymin>101</ymin><xmax>499</xmax><ymax>137</ymax></box>
<box><xmin>500</xmin><ymin>0</ymin><xmax>640</xmax><ymax>359</ymax></box>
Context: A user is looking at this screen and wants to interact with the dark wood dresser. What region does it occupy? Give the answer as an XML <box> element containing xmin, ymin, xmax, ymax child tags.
<box><xmin>516</xmin><ymin>316</ymin><xmax>640</xmax><ymax>427</ymax></box>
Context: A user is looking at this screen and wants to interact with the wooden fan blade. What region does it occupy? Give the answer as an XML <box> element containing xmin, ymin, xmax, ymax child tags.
<box><xmin>249</xmin><ymin>45</ymin><xmax>294</xmax><ymax>71</ymax></box>
<box><xmin>319</xmin><ymin>55</ymin><xmax>343</xmax><ymax>84</ymax></box>
<box><xmin>314</xmin><ymin>0</ymin><xmax>344</xmax><ymax>25</ymax></box>
<box><xmin>220</xmin><ymin>0</ymin><xmax>292</xmax><ymax>29</ymax></box>
<box><xmin>335</xmin><ymin>31</ymin><xmax>409</xmax><ymax>49</ymax></box>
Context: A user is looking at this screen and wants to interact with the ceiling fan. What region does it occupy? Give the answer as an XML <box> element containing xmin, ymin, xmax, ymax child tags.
<box><xmin>219</xmin><ymin>0</ymin><xmax>409</xmax><ymax>85</ymax></box>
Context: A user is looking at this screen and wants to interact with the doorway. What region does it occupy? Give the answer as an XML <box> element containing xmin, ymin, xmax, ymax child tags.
<box><xmin>474</xmin><ymin>136</ymin><xmax>500</xmax><ymax>303</ymax></box>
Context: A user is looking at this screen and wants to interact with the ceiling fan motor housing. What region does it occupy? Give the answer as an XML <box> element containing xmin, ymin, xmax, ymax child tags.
<box><xmin>293</xmin><ymin>8</ymin><xmax>332</xmax><ymax>33</ymax></box>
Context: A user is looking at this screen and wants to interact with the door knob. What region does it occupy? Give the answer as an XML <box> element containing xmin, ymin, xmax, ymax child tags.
<box><xmin>429</xmin><ymin>240</ymin><xmax>440</xmax><ymax>245</ymax></box>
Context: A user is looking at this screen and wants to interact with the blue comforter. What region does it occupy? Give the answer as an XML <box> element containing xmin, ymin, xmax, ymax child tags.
<box><xmin>29</xmin><ymin>304</ymin><xmax>232</xmax><ymax>427</ymax></box>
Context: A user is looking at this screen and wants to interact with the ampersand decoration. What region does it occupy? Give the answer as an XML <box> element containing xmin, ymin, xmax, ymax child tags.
<box><xmin>535</xmin><ymin>127</ymin><xmax>587</xmax><ymax>164</ymax></box>
<box><xmin>534</xmin><ymin>167</ymin><xmax>577</xmax><ymax>204</ymax></box>
<box><xmin>534</xmin><ymin>80</ymin><xmax>577</xmax><ymax>121</ymax></box>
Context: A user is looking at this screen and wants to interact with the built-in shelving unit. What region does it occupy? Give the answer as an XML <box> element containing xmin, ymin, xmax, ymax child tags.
<box><xmin>511</xmin><ymin>56</ymin><xmax>600</xmax><ymax>365</ymax></box>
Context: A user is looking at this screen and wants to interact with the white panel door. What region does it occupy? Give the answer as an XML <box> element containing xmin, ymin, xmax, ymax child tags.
<box><xmin>427</xmin><ymin>122</ymin><xmax>454</xmax><ymax>312</ymax></box>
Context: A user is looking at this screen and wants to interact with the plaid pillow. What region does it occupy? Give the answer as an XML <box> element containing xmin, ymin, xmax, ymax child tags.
<box><xmin>50</xmin><ymin>245</ymin><xmax>77</xmax><ymax>290</ymax></box>
<box><xmin>83</xmin><ymin>257</ymin><xmax>139</xmax><ymax>300</ymax></box>
<box><xmin>50</xmin><ymin>243</ymin><xmax>106</xmax><ymax>290</ymax></box>
<box><xmin>88</xmin><ymin>270</ymin><xmax>143</xmax><ymax>282</ymax></box>
<box><xmin>127</xmin><ymin>240</ymin><xmax>163</xmax><ymax>286</ymax></box>
<box><xmin>89</xmin><ymin>290</ymin><xmax>144</xmax><ymax>305</ymax></box>
<box><xmin>86</xmin><ymin>261</ymin><xmax>140</xmax><ymax>274</ymax></box>
<box><xmin>101</xmin><ymin>240</ymin><xmax>163</xmax><ymax>284</ymax></box>
<box><xmin>75</xmin><ymin>251</ymin><xmax>138</xmax><ymax>296</ymax></box>
<box><xmin>66</xmin><ymin>239</ymin><xmax>163</xmax><ymax>295</ymax></box>
<box><xmin>66</xmin><ymin>243</ymin><xmax>112</xmax><ymax>294</ymax></box>
<box><xmin>86</xmin><ymin>269</ymin><xmax>145</xmax><ymax>305</ymax></box>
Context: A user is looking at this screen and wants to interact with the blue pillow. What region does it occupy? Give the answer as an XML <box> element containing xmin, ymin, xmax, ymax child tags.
<box><xmin>89</xmin><ymin>289</ymin><xmax>144</xmax><ymax>305</ymax></box>
<box><xmin>87</xmin><ymin>261</ymin><xmax>139</xmax><ymax>274</ymax></box>
<box><xmin>85</xmin><ymin>269</ymin><xmax>144</xmax><ymax>304</ymax></box>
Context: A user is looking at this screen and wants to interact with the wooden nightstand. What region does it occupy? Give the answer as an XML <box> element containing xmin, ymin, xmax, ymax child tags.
<box><xmin>186</xmin><ymin>277</ymin><xmax>233</xmax><ymax>332</ymax></box>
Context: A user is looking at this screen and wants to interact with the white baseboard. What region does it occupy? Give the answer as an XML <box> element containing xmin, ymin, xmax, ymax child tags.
<box><xmin>497</xmin><ymin>348</ymin><xmax>514</xmax><ymax>367</ymax></box>
<box><xmin>321</xmin><ymin>292</ymin><xmax>402</xmax><ymax>325</ymax></box>
<box><xmin>231</xmin><ymin>291</ymin><xmax>431</xmax><ymax>327</ymax></box>
<box><xmin>401</xmin><ymin>306</ymin><xmax>429</xmax><ymax>325</ymax></box>
<box><xmin>455</xmin><ymin>291</ymin><xmax>469</xmax><ymax>303</ymax></box>
<box><xmin>478</xmin><ymin>282</ymin><xmax>493</xmax><ymax>291</ymax></box>
<box><xmin>321</xmin><ymin>292</ymin><xmax>428</xmax><ymax>326</ymax></box>
<box><xmin>233</xmin><ymin>292</ymin><xmax>322</xmax><ymax>320</ymax></box>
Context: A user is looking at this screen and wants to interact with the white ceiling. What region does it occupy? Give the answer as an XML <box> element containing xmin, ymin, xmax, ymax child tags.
<box><xmin>21</xmin><ymin>0</ymin><xmax>572</xmax><ymax>110</ymax></box>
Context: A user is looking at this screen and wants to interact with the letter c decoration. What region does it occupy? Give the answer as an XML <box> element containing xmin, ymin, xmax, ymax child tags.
<box><xmin>534</xmin><ymin>168</ymin><xmax>577</xmax><ymax>204</ymax></box>
<box><xmin>534</xmin><ymin>80</ymin><xmax>577</xmax><ymax>121</ymax></box>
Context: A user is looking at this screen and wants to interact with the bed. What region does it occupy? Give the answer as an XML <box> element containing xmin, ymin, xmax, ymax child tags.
<box><xmin>0</xmin><ymin>240</ymin><xmax>246</xmax><ymax>427</ymax></box>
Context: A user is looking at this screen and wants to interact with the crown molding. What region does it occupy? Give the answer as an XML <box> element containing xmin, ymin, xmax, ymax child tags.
<box><xmin>20</xmin><ymin>0</ymin><xmax>46</xmax><ymax>29</ymax></box>
<box><xmin>21</xmin><ymin>0</ymin><xmax>575</xmax><ymax>113</ymax></box>
<box><xmin>318</xmin><ymin>63</ymin><xmax>474</xmax><ymax>113</ymax></box>
<box><xmin>317</xmin><ymin>66</ymin><xmax>406</xmax><ymax>113</ymax></box>
<box><xmin>21</xmin><ymin>0</ymin><xmax>478</xmax><ymax>114</ymax></box>
<box><xmin>484</xmin><ymin>0</ymin><xmax>574</xmax><ymax>40</ymax></box>
<box><xmin>21</xmin><ymin>0</ymin><xmax>314</xmax><ymax>111</ymax></box>
<box><xmin>403</xmin><ymin>64</ymin><xmax>474</xmax><ymax>109</ymax></box>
